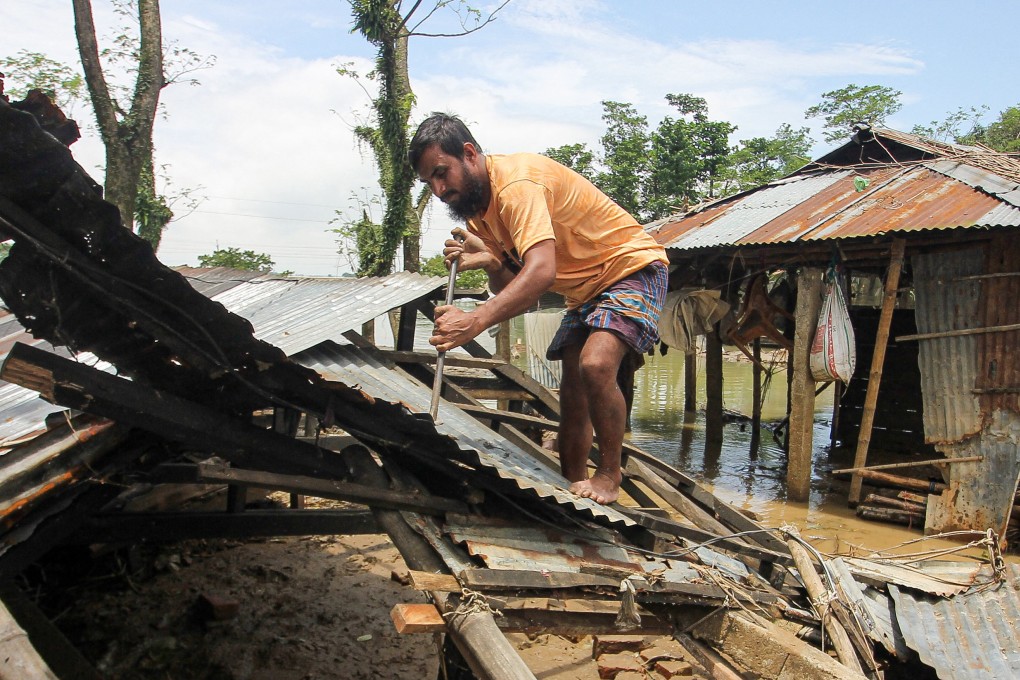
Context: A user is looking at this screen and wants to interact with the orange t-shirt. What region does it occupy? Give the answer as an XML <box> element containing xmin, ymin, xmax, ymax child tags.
<box><xmin>467</xmin><ymin>153</ymin><xmax>668</xmax><ymax>309</ymax></box>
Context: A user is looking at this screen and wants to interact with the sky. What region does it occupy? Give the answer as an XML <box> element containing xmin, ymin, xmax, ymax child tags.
<box><xmin>5</xmin><ymin>0</ymin><xmax>1019</xmax><ymax>276</ymax></box>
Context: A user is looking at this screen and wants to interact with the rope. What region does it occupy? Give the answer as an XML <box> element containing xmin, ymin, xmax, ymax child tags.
<box><xmin>442</xmin><ymin>588</ymin><xmax>502</xmax><ymax>626</ymax></box>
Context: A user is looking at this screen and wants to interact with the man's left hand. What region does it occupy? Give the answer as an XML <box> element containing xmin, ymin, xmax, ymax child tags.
<box><xmin>430</xmin><ymin>305</ymin><xmax>481</xmax><ymax>352</ymax></box>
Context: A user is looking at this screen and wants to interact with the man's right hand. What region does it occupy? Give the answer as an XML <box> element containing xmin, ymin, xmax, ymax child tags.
<box><xmin>444</xmin><ymin>228</ymin><xmax>497</xmax><ymax>273</ymax></box>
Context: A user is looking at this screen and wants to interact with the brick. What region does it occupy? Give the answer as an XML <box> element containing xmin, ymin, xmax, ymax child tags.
<box><xmin>592</xmin><ymin>634</ymin><xmax>650</xmax><ymax>659</ymax></box>
<box><xmin>196</xmin><ymin>592</ymin><xmax>239</xmax><ymax>621</ymax></box>
<box><xmin>597</xmin><ymin>652</ymin><xmax>645</xmax><ymax>679</ymax></box>
<box><xmin>655</xmin><ymin>659</ymin><xmax>694</xmax><ymax>678</ymax></box>
<box><xmin>639</xmin><ymin>641</ymin><xmax>687</xmax><ymax>663</ymax></box>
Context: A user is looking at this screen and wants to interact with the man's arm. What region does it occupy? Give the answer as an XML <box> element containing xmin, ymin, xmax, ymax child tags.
<box><xmin>431</xmin><ymin>239</ymin><xmax>555</xmax><ymax>352</ymax></box>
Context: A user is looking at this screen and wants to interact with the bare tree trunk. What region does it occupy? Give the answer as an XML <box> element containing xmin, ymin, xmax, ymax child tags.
<box><xmin>72</xmin><ymin>0</ymin><xmax>165</xmax><ymax>232</ymax></box>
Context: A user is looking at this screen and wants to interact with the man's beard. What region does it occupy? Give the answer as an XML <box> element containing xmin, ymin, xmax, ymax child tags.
<box><xmin>446</xmin><ymin>164</ymin><xmax>488</xmax><ymax>222</ymax></box>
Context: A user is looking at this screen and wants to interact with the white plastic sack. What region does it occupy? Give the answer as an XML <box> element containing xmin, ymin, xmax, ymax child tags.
<box><xmin>809</xmin><ymin>277</ymin><xmax>856</xmax><ymax>383</ymax></box>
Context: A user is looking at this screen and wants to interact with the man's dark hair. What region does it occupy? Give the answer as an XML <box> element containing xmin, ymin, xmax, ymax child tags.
<box><xmin>408</xmin><ymin>112</ymin><xmax>482</xmax><ymax>171</ymax></box>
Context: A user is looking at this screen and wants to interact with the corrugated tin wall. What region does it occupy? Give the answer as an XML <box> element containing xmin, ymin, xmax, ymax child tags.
<box><xmin>912</xmin><ymin>248</ymin><xmax>985</xmax><ymax>445</ymax></box>
<box><xmin>977</xmin><ymin>233</ymin><xmax>1020</xmax><ymax>413</ymax></box>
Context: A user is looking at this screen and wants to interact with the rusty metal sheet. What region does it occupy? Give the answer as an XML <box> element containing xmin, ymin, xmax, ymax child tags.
<box><xmin>445</xmin><ymin>523</ymin><xmax>635</xmax><ymax>572</ymax></box>
<box><xmin>650</xmin><ymin>158</ymin><xmax>1020</xmax><ymax>252</ymax></box>
<box><xmin>889</xmin><ymin>563</ymin><xmax>1020</xmax><ymax>680</ymax></box>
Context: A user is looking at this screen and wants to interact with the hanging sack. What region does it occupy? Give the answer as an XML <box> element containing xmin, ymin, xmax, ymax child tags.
<box><xmin>809</xmin><ymin>270</ymin><xmax>856</xmax><ymax>383</ymax></box>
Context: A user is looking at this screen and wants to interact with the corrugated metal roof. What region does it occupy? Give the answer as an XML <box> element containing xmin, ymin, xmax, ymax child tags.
<box><xmin>209</xmin><ymin>271</ymin><xmax>444</xmax><ymax>356</ymax></box>
<box><xmin>0</xmin><ymin>271</ymin><xmax>445</xmax><ymax>444</ymax></box>
<box><xmin>172</xmin><ymin>266</ymin><xmax>266</xmax><ymax>297</ymax></box>
<box><xmin>290</xmin><ymin>341</ymin><xmax>636</xmax><ymax>532</ymax></box>
<box><xmin>650</xmin><ymin>158</ymin><xmax>1020</xmax><ymax>252</ymax></box>
<box><xmin>889</xmin><ymin>563</ymin><xmax>1020</xmax><ymax>680</ymax></box>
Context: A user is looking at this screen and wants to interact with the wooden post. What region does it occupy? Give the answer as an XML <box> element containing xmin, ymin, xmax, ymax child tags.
<box><xmin>849</xmin><ymin>239</ymin><xmax>906</xmax><ymax>505</ymax></box>
<box><xmin>396</xmin><ymin>303</ymin><xmax>417</xmax><ymax>351</ymax></box>
<box><xmin>684</xmin><ymin>352</ymin><xmax>697</xmax><ymax>412</ymax></box>
<box><xmin>705</xmin><ymin>328</ymin><xmax>723</xmax><ymax>444</ymax></box>
<box><xmin>751</xmin><ymin>338</ymin><xmax>762</xmax><ymax>457</ymax></box>
<box><xmin>788</xmin><ymin>267</ymin><xmax>824</xmax><ymax>502</ymax></box>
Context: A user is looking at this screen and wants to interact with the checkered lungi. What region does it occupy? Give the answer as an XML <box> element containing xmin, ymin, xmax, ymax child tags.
<box><xmin>546</xmin><ymin>261</ymin><xmax>668</xmax><ymax>360</ymax></box>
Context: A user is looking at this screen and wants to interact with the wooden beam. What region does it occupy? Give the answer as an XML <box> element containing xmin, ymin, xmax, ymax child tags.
<box><xmin>77</xmin><ymin>509</ymin><xmax>380</xmax><ymax>543</ymax></box>
<box><xmin>391</xmin><ymin>603</ymin><xmax>446</xmax><ymax>634</ymax></box>
<box><xmin>788</xmin><ymin>267</ymin><xmax>824</xmax><ymax>502</ymax></box>
<box><xmin>0</xmin><ymin>342</ymin><xmax>351</xmax><ymax>481</ymax></box>
<box><xmin>684</xmin><ymin>352</ymin><xmax>697</xmax><ymax>412</ymax></box>
<box><xmin>850</xmin><ymin>238</ymin><xmax>906</xmax><ymax>505</ymax></box>
<box><xmin>194</xmin><ymin>464</ymin><xmax>468</xmax><ymax>516</ymax></box>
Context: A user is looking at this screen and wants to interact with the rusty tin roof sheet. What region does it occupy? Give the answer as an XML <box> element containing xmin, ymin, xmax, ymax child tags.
<box><xmin>650</xmin><ymin>163</ymin><xmax>1020</xmax><ymax>251</ymax></box>
<box><xmin>889</xmin><ymin>563</ymin><xmax>1020</xmax><ymax>680</ymax></box>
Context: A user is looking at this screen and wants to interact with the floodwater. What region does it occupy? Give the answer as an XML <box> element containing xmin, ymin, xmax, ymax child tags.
<box><xmin>392</xmin><ymin>311</ymin><xmax>994</xmax><ymax>559</ymax></box>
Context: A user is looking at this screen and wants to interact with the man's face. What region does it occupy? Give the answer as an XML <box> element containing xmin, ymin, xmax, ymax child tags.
<box><xmin>416</xmin><ymin>143</ymin><xmax>488</xmax><ymax>221</ymax></box>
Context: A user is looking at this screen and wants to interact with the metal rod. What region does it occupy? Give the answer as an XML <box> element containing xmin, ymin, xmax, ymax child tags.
<box><xmin>429</xmin><ymin>256</ymin><xmax>460</xmax><ymax>420</ymax></box>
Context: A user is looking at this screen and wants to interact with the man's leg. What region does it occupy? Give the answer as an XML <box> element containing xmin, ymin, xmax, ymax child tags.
<box><xmin>571</xmin><ymin>329</ymin><xmax>629</xmax><ymax>504</ymax></box>
<box><xmin>557</xmin><ymin>341</ymin><xmax>593</xmax><ymax>487</ymax></box>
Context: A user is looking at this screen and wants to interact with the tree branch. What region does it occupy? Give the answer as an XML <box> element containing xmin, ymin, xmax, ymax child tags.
<box><xmin>408</xmin><ymin>0</ymin><xmax>510</xmax><ymax>37</ymax></box>
<box><xmin>71</xmin><ymin>0</ymin><xmax>118</xmax><ymax>141</ymax></box>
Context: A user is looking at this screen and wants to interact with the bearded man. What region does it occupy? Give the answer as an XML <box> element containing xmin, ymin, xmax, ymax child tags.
<box><xmin>408</xmin><ymin>113</ymin><xmax>668</xmax><ymax>505</ymax></box>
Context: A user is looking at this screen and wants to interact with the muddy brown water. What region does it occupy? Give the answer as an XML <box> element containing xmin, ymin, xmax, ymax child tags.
<box><xmin>396</xmin><ymin>312</ymin><xmax>1000</xmax><ymax>561</ymax></box>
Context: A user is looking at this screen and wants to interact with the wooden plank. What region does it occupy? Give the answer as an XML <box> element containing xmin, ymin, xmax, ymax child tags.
<box><xmin>850</xmin><ymin>238</ymin><xmax>907</xmax><ymax>504</ymax></box>
<box><xmin>384</xmin><ymin>350</ymin><xmax>508</xmax><ymax>370</ymax></box>
<box><xmin>0</xmin><ymin>582</ymin><xmax>99</xmax><ymax>680</ymax></box>
<box><xmin>407</xmin><ymin>570</ymin><xmax>462</xmax><ymax>592</ymax></box>
<box><xmin>77</xmin><ymin>509</ymin><xmax>380</xmax><ymax>542</ymax></box>
<box><xmin>0</xmin><ymin>596</ymin><xmax>58</xmax><ymax>679</ymax></box>
<box><xmin>391</xmin><ymin>603</ymin><xmax>446</xmax><ymax>634</ymax></box>
<box><xmin>195</xmin><ymin>464</ymin><xmax>468</xmax><ymax>516</ymax></box>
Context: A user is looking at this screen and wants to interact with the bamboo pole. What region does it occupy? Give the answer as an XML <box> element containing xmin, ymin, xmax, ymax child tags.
<box><xmin>849</xmin><ymin>469</ymin><xmax>946</xmax><ymax>494</ymax></box>
<box><xmin>784</xmin><ymin>532</ymin><xmax>864</xmax><ymax>675</ymax></box>
<box><xmin>849</xmin><ymin>238</ymin><xmax>906</xmax><ymax>505</ymax></box>
<box><xmin>833</xmin><ymin>455</ymin><xmax>982</xmax><ymax>475</ymax></box>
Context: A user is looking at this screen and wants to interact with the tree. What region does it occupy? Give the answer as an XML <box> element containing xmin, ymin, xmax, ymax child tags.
<box><xmin>197</xmin><ymin>247</ymin><xmax>277</xmax><ymax>273</ymax></box>
<box><xmin>0</xmin><ymin>50</ymin><xmax>86</xmax><ymax>111</ymax></box>
<box><xmin>805</xmin><ymin>84</ymin><xmax>902</xmax><ymax>144</ymax></box>
<box><xmin>72</xmin><ymin>0</ymin><xmax>210</xmax><ymax>252</ymax></box>
<box><xmin>595</xmin><ymin>101</ymin><xmax>650</xmax><ymax>219</ymax></box>
<box><xmin>724</xmin><ymin>123</ymin><xmax>813</xmax><ymax>193</ymax></box>
<box><xmin>911</xmin><ymin>106</ymin><xmax>989</xmax><ymax>144</ymax></box>
<box><xmin>340</xmin><ymin>0</ymin><xmax>509</xmax><ymax>278</ymax></box>
<box><xmin>420</xmin><ymin>252</ymin><xmax>488</xmax><ymax>289</ymax></box>
<box><xmin>978</xmin><ymin>104</ymin><xmax>1020</xmax><ymax>152</ymax></box>
<box><xmin>542</xmin><ymin>143</ymin><xmax>596</xmax><ymax>181</ymax></box>
<box><xmin>645</xmin><ymin>93</ymin><xmax>735</xmax><ymax>218</ymax></box>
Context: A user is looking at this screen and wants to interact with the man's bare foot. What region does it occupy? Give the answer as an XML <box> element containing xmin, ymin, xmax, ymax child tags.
<box><xmin>568</xmin><ymin>470</ymin><xmax>621</xmax><ymax>505</ymax></box>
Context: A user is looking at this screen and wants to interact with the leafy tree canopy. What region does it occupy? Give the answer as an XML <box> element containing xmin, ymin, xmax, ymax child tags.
<box><xmin>978</xmin><ymin>104</ymin><xmax>1020</xmax><ymax>152</ymax></box>
<box><xmin>805</xmin><ymin>83</ymin><xmax>902</xmax><ymax>144</ymax></box>
<box><xmin>420</xmin><ymin>253</ymin><xmax>488</xmax><ymax>289</ymax></box>
<box><xmin>197</xmin><ymin>247</ymin><xmax>278</xmax><ymax>274</ymax></box>
<box><xmin>0</xmin><ymin>50</ymin><xmax>86</xmax><ymax>110</ymax></box>
<box><xmin>723</xmin><ymin>124</ymin><xmax>813</xmax><ymax>193</ymax></box>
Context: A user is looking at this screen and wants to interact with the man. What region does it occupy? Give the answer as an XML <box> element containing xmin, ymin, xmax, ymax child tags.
<box><xmin>408</xmin><ymin>113</ymin><xmax>668</xmax><ymax>505</ymax></box>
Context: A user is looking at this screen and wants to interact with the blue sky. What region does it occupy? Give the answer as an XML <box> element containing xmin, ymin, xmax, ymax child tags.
<box><xmin>6</xmin><ymin>0</ymin><xmax>1018</xmax><ymax>275</ymax></box>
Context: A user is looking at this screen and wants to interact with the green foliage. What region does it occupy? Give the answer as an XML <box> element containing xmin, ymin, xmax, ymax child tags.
<box><xmin>0</xmin><ymin>50</ymin><xmax>86</xmax><ymax>110</ymax></box>
<box><xmin>542</xmin><ymin>143</ymin><xmax>596</xmax><ymax>181</ymax></box>
<box><xmin>805</xmin><ymin>84</ymin><xmax>902</xmax><ymax>144</ymax></box>
<box><xmin>911</xmin><ymin>106</ymin><xmax>989</xmax><ymax>144</ymax></box>
<box><xmin>646</xmin><ymin>94</ymin><xmax>735</xmax><ymax>218</ymax></box>
<box><xmin>724</xmin><ymin>124</ymin><xmax>813</xmax><ymax>193</ymax></box>
<box><xmin>197</xmin><ymin>247</ymin><xmax>276</xmax><ymax>273</ymax></box>
<box><xmin>978</xmin><ymin>104</ymin><xmax>1020</xmax><ymax>152</ymax></box>
<box><xmin>420</xmin><ymin>253</ymin><xmax>489</xmax><ymax>289</ymax></box>
<box><xmin>595</xmin><ymin>101</ymin><xmax>649</xmax><ymax>218</ymax></box>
